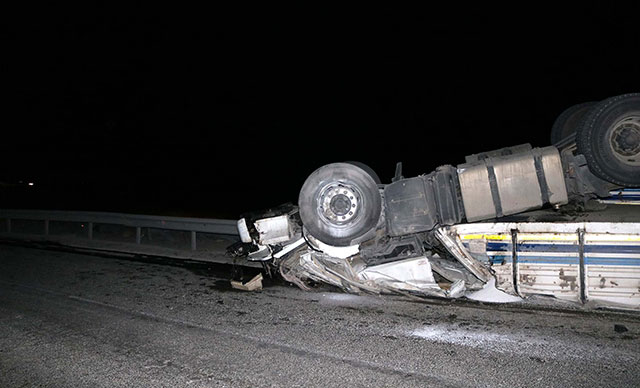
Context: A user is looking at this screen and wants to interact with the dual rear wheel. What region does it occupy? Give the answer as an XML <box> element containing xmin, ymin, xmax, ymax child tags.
<box><xmin>554</xmin><ymin>93</ymin><xmax>640</xmax><ymax>186</ymax></box>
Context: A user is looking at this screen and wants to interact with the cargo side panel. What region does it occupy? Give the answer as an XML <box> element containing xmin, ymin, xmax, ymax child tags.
<box><xmin>585</xmin><ymin>234</ymin><xmax>640</xmax><ymax>307</ymax></box>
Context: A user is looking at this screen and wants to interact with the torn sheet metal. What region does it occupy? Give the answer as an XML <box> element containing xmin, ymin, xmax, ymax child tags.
<box><xmin>281</xmin><ymin>250</ymin><xmax>379</xmax><ymax>294</ymax></box>
<box><xmin>273</xmin><ymin>238</ymin><xmax>305</xmax><ymax>259</ymax></box>
<box><xmin>434</xmin><ymin>228</ymin><xmax>491</xmax><ymax>282</ymax></box>
<box><xmin>428</xmin><ymin>254</ymin><xmax>483</xmax><ymax>289</ymax></box>
<box><xmin>359</xmin><ymin>256</ymin><xmax>451</xmax><ymax>295</ymax></box>
<box><xmin>247</xmin><ymin>244</ymin><xmax>272</xmax><ymax>261</ymax></box>
<box><xmin>279</xmin><ymin>249</ymin><xmax>459</xmax><ymax>298</ymax></box>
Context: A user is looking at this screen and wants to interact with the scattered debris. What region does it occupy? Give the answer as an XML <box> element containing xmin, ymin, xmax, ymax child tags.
<box><xmin>231</xmin><ymin>273</ymin><xmax>263</xmax><ymax>291</ymax></box>
<box><xmin>465</xmin><ymin>278</ymin><xmax>523</xmax><ymax>303</ymax></box>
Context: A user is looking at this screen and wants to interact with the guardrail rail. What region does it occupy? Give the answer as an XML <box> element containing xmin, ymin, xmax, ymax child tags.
<box><xmin>0</xmin><ymin>209</ymin><xmax>239</xmax><ymax>252</ymax></box>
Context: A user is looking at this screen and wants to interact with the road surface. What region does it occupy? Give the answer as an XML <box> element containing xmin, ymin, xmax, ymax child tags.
<box><xmin>1</xmin><ymin>243</ymin><xmax>639</xmax><ymax>387</ymax></box>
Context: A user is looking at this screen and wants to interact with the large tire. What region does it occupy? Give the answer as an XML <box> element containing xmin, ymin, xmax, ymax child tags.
<box><xmin>299</xmin><ymin>163</ymin><xmax>382</xmax><ymax>247</ymax></box>
<box><xmin>550</xmin><ymin>101</ymin><xmax>596</xmax><ymax>145</ymax></box>
<box><xmin>576</xmin><ymin>93</ymin><xmax>640</xmax><ymax>187</ymax></box>
<box><xmin>345</xmin><ymin>161</ymin><xmax>382</xmax><ymax>184</ymax></box>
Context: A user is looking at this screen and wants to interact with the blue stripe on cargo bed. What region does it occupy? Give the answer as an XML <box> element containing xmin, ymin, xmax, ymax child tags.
<box><xmin>484</xmin><ymin>242</ymin><xmax>640</xmax><ymax>254</ymax></box>
<box><xmin>584</xmin><ymin>257</ymin><xmax>640</xmax><ymax>266</ymax></box>
<box><xmin>488</xmin><ymin>254</ymin><xmax>640</xmax><ymax>266</ymax></box>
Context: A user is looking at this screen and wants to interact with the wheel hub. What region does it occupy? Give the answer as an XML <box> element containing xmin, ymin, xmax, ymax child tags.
<box><xmin>612</xmin><ymin>127</ymin><xmax>640</xmax><ymax>156</ymax></box>
<box><xmin>319</xmin><ymin>184</ymin><xmax>359</xmax><ymax>224</ymax></box>
<box><xmin>330</xmin><ymin>194</ymin><xmax>352</xmax><ymax>216</ymax></box>
<box><xmin>609</xmin><ymin>115</ymin><xmax>640</xmax><ymax>166</ymax></box>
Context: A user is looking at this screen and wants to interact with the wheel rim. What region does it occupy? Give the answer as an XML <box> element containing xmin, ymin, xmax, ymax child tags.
<box><xmin>608</xmin><ymin>114</ymin><xmax>640</xmax><ymax>167</ymax></box>
<box><xmin>317</xmin><ymin>183</ymin><xmax>361</xmax><ymax>226</ymax></box>
<box><xmin>299</xmin><ymin>162</ymin><xmax>381</xmax><ymax>246</ymax></box>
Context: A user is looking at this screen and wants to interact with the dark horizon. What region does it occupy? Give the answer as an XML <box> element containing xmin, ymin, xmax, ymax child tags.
<box><xmin>3</xmin><ymin>7</ymin><xmax>640</xmax><ymax>219</ymax></box>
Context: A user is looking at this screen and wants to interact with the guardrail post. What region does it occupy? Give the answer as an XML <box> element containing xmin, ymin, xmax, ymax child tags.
<box><xmin>44</xmin><ymin>220</ymin><xmax>49</xmax><ymax>236</ymax></box>
<box><xmin>191</xmin><ymin>231</ymin><xmax>197</xmax><ymax>251</ymax></box>
<box><xmin>136</xmin><ymin>227</ymin><xmax>141</xmax><ymax>244</ymax></box>
<box><xmin>88</xmin><ymin>222</ymin><xmax>93</xmax><ymax>240</ymax></box>
<box><xmin>6</xmin><ymin>218</ymin><xmax>11</xmax><ymax>233</ymax></box>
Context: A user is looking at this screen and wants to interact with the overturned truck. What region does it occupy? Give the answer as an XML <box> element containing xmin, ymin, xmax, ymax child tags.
<box><xmin>233</xmin><ymin>93</ymin><xmax>640</xmax><ymax>309</ymax></box>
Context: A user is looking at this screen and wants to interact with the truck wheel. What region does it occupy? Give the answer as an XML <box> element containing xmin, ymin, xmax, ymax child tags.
<box><xmin>576</xmin><ymin>93</ymin><xmax>640</xmax><ymax>186</ymax></box>
<box><xmin>299</xmin><ymin>163</ymin><xmax>382</xmax><ymax>247</ymax></box>
<box><xmin>550</xmin><ymin>101</ymin><xmax>596</xmax><ymax>144</ymax></box>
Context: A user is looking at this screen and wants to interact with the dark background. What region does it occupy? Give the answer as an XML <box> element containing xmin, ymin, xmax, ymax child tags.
<box><xmin>2</xmin><ymin>6</ymin><xmax>640</xmax><ymax>218</ymax></box>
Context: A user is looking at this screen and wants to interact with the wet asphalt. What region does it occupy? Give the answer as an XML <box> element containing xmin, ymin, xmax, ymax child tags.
<box><xmin>1</xmin><ymin>243</ymin><xmax>639</xmax><ymax>388</ymax></box>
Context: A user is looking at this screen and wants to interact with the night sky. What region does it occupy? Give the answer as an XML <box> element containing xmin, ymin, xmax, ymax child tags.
<box><xmin>3</xmin><ymin>6</ymin><xmax>640</xmax><ymax>218</ymax></box>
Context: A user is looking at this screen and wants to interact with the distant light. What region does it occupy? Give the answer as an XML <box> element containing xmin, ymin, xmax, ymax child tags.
<box><xmin>28</xmin><ymin>182</ymin><xmax>34</xmax><ymax>186</ymax></box>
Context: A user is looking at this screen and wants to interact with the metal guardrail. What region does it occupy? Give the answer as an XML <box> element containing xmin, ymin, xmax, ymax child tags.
<box><xmin>0</xmin><ymin>209</ymin><xmax>238</xmax><ymax>251</ymax></box>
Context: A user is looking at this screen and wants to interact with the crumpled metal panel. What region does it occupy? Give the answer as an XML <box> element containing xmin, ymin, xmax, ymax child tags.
<box><xmin>455</xmin><ymin>231</ymin><xmax>517</xmax><ymax>294</ymax></box>
<box><xmin>434</xmin><ymin>228</ymin><xmax>491</xmax><ymax>282</ymax></box>
<box><xmin>359</xmin><ymin>256</ymin><xmax>439</xmax><ymax>293</ymax></box>
<box><xmin>278</xmin><ymin>248</ymin><xmax>458</xmax><ymax>298</ymax></box>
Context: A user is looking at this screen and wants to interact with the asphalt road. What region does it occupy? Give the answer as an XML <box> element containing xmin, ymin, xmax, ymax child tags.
<box><xmin>1</xmin><ymin>243</ymin><xmax>639</xmax><ymax>387</ymax></box>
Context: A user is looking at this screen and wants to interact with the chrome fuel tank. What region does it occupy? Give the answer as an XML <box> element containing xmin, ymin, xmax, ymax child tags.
<box><xmin>457</xmin><ymin>145</ymin><xmax>568</xmax><ymax>222</ymax></box>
